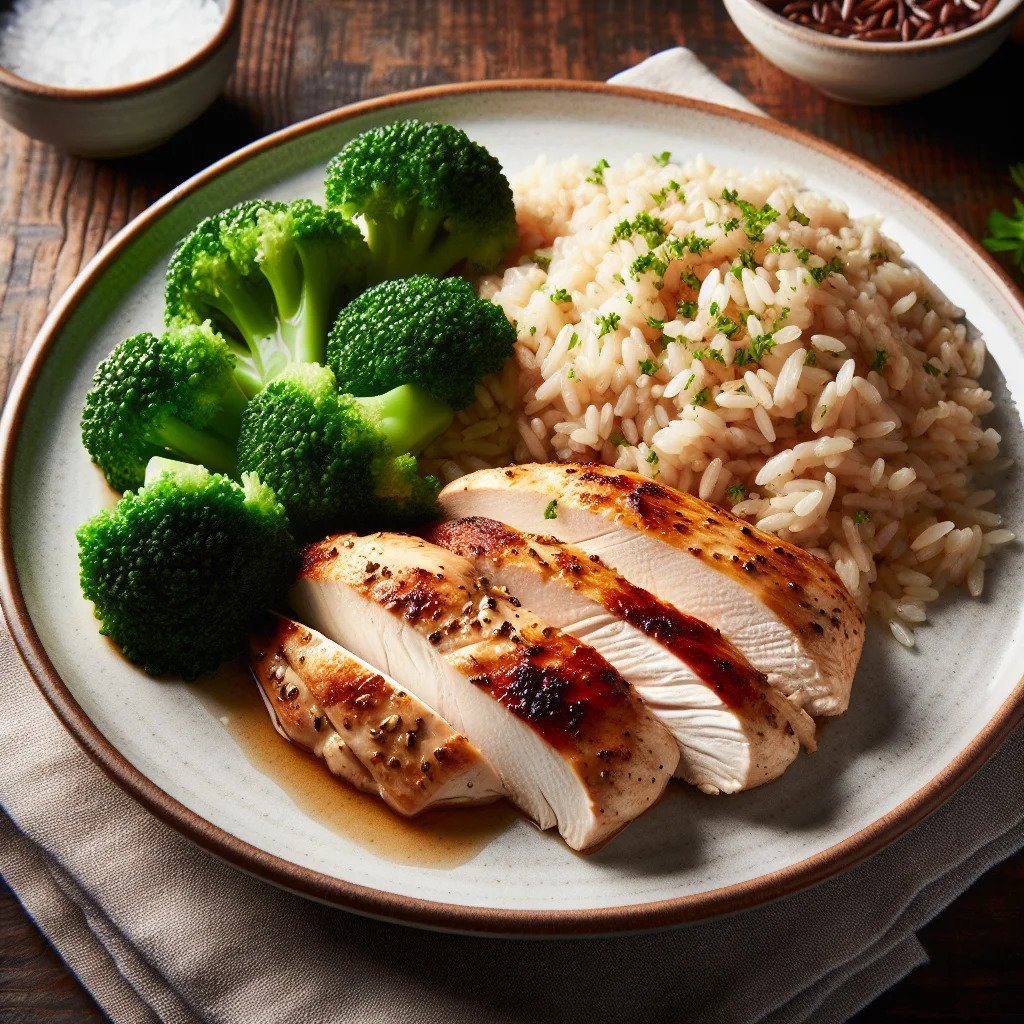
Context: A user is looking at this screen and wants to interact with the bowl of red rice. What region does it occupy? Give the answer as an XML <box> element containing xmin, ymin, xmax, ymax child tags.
<box><xmin>723</xmin><ymin>0</ymin><xmax>1024</xmax><ymax>104</ymax></box>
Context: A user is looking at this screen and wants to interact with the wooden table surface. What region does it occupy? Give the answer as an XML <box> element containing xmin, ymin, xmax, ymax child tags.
<box><xmin>2</xmin><ymin>1</ymin><xmax>1023</xmax><ymax>1020</ymax></box>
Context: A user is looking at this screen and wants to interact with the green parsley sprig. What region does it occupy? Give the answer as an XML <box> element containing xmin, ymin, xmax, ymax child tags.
<box><xmin>983</xmin><ymin>164</ymin><xmax>1024</xmax><ymax>275</ymax></box>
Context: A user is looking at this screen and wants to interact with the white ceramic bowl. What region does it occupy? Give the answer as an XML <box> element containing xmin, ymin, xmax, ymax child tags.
<box><xmin>723</xmin><ymin>0</ymin><xmax>1024</xmax><ymax>104</ymax></box>
<box><xmin>0</xmin><ymin>0</ymin><xmax>241</xmax><ymax>157</ymax></box>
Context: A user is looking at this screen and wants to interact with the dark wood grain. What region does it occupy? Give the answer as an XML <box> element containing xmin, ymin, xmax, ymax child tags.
<box><xmin>1</xmin><ymin>1</ymin><xmax>1022</xmax><ymax>1021</ymax></box>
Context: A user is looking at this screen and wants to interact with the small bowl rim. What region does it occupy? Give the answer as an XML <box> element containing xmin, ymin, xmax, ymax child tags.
<box><xmin>726</xmin><ymin>0</ymin><xmax>1024</xmax><ymax>54</ymax></box>
<box><xmin>0</xmin><ymin>0</ymin><xmax>240</xmax><ymax>102</ymax></box>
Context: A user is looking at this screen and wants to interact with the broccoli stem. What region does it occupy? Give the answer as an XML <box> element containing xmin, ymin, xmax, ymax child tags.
<box><xmin>257</xmin><ymin>248</ymin><xmax>303</xmax><ymax>324</ymax></box>
<box><xmin>364</xmin><ymin>210</ymin><xmax>424</xmax><ymax>282</ymax></box>
<box><xmin>364</xmin><ymin>217</ymin><xmax>397</xmax><ymax>281</ymax></box>
<box><xmin>355</xmin><ymin>383</ymin><xmax>453</xmax><ymax>454</ymax></box>
<box><xmin>209</xmin><ymin>276</ymin><xmax>279</xmax><ymax>377</ymax></box>
<box><xmin>225</xmin><ymin>343</ymin><xmax>265</xmax><ymax>398</ymax></box>
<box><xmin>365</xmin><ymin>207</ymin><xmax>474</xmax><ymax>280</ymax></box>
<box><xmin>277</xmin><ymin>258</ymin><xmax>340</xmax><ymax>367</ymax></box>
<box><xmin>144</xmin><ymin>456</ymin><xmax>206</xmax><ymax>487</ymax></box>
<box><xmin>151</xmin><ymin>418</ymin><xmax>237</xmax><ymax>476</ymax></box>
<box><xmin>207</xmin><ymin>382</ymin><xmax>249</xmax><ymax>441</ymax></box>
<box><xmin>411</xmin><ymin>207</ymin><xmax>447</xmax><ymax>257</ymax></box>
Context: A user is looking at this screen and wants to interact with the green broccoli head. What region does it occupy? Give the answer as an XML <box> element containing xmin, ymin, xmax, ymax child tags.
<box><xmin>327</xmin><ymin>275</ymin><xmax>515</xmax><ymax>409</ymax></box>
<box><xmin>81</xmin><ymin>323</ymin><xmax>247</xmax><ymax>492</ymax></box>
<box><xmin>236</xmin><ymin>363</ymin><xmax>450</xmax><ymax>539</ymax></box>
<box><xmin>77</xmin><ymin>460</ymin><xmax>296</xmax><ymax>679</ymax></box>
<box><xmin>324</xmin><ymin>119</ymin><xmax>517</xmax><ymax>281</ymax></box>
<box><xmin>165</xmin><ymin>199</ymin><xmax>370</xmax><ymax>395</ymax></box>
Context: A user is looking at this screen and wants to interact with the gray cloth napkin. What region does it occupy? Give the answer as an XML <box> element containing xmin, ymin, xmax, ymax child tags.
<box><xmin>2</xmin><ymin>47</ymin><xmax>1022</xmax><ymax>1024</ymax></box>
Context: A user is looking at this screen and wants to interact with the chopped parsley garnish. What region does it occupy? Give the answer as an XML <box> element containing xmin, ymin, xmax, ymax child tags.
<box><xmin>646</xmin><ymin>449</ymin><xmax>659</xmax><ymax>466</ymax></box>
<box><xmin>625</xmin><ymin>292</ymin><xmax>633</xmax><ymax>303</ymax></box>
<box><xmin>733</xmin><ymin>334</ymin><xmax>774</xmax><ymax>366</ymax></box>
<box><xmin>596</xmin><ymin>312</ymin><xmax>621</xmax><ymax>337</ymax></box>
<box><xmin>639</xmin><ymin>358</ymin><xmax>659</xmax><ymax>376</ymax></box>
<box><xmin>871</xmin><ymin>348</ymin><xmax>888</xmax><ymax>372</ymax></box>
<box><xmin>808</xmin><ymin>257</ymin><xmax>843</xmax><ymax>285</ymax></box>
<box><xmin>646</xmin><ymin>315</ymin><xmax>665</xmax><ymax>330</ymax></box>
<box><xmin>654</xmin><ymin>151</ymin><xmax>672</xmax><ymax>166</ymax></box>
<box><xmin>714</xmin><ymin>313</ymin><xmax>740</xmax><ymax>338</ymax></box>
<box><xmin>768</xmin><ymin>240</ymin><xmax>790</xmax><ymax>254</ymax></box>
<box><xmin>795</xmin><ymin>248</ymin><xmax>811</xmax><ymax>263</ymax></box>
<box><xmin>652</xmin><ymin>180</ymin><xmax>684</xmax><ymax>205</ymax></box>
<box><xmin>629</xmin><ymin>251</ymin><xmax>669</xmax><ymax>281</ymax></box>
<box><xmin>567</xmin><ymin>368</ymin><xmax>575</xmax><ymax>379</ymax></box>
<box><xmin>787</xmin><ymin>204</ymin><xmax>810</xmax><ymax>226</ymax></box>
<box><xmin>772</xmin><ymin>306</ymin><xmax>791</xmax><ymax>330</ymax></box>
<box><xmin>612</xmin><ymin>272</ymin><xmax>624</xmax><ymax>284</ymax></box>
<box><xmin>870</xmin><ymin>250</ymin><xmax>888</xmax><ymax>263</ymax></box>
<box><xmin>804</xmin><ymin>350</ymin><xmax>817</xmax><ymax>366</ymax></box>
<box><xmin>610</xmin><ymin>432</ymin><xmax>628</xmax><ymax>447</ymax></box>
<box><xmin>710</xmin><ymin>301</ymin><xmax>720</xmax><ymax>316</ymax></box>
<box><xmin>738</xmin><ymin>248</ymin><xmax>758</xmax><ymax>270</ymax></box>
<box><xmin>543</xmin><ymin>499</ymin><xmax>558</xmax><ymax>520</ymax></box>
<box><xmin>529</xmin><ymin>325</ymin><xmax>537</xmax><ymax>336</ymax></box>
<box><xmin>853</xmin><ymin>510</ymin><xmax>871</xmax><ymax>525</ymax></box>
<box><xmin>726</xmin><ymin>483</ymin><xmax>747</xmax><ymax>503</ymax></box>
<box><xmin>679</xmin><ymin>230</ymin><xmax>713</xmax><ymax>255</ymax></box>
<box><xmin>923</xmin><ymin>360</ymin><xmax>943</xmax><ymax>377</ymax></box>
<box><xmin>692</xmin><ymin>388</ymin><xmax>710</xmax><ymax>407</ymax></box>
<box><xmin>612</xmin><ymin>212</ymin><xmax>667</xmax><ymax>249</ymax></box>
<box><xmin>531</xmin><ymin>251</ymin><xmax>552</xmax><ymax>270</ymax></box>
<box><xmin>585</xmin><ymin>158</ymin><xmax>610</xmax><ymax>185</ymax></box>
<box><xmin>722</xmin><ymin>217</ymin><xmax>740</xmax><ymax>233</ymax></box>
<box><xmin>550</xmin><ymin>287</ymin><xmax>572</xmax><ymax>304</ymax></box>
<box><xmin>611</xmin><ymin>219</ymin><xmax>632</xmax><ymax>242</ymax></box>
<box><xmin>568</xmin><ymin>332</ymin><xmax>580</xmax><ymax>350</ymax></box>
<box><xmin>691</xmin><ymin>348</ymin><xmax>727</xmax><ymax>364</ymax></box>
<box><xmin>683</xmin><ymin>372</ymin><xmax>696</xmax><ymax>391</ymax></box>
<box><xmin>679</xmin><ymin>300</ymin><xmax>698</xmax><ymax>319</ymax></box>
<box><xmin>722</xmin><ymin>187</ymin><xmax>738</xmax><ymax>203</ymax></box>
<box><xmin>737</xmin><ymin>198</ymin><xmax>781</xmax><ymax>242</ymax></box>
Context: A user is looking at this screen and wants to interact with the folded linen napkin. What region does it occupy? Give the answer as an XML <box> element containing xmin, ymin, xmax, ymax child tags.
<box><xmin>2</xmin><ymin>47</ymin><xmax>1022</xmax><ymax>1024</ymax></box>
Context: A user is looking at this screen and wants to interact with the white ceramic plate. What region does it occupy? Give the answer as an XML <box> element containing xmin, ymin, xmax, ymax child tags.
<box><xmin>3</xmin><ymin>82</ymin><xmax>1022</xmax><ymax>935</ymax></box>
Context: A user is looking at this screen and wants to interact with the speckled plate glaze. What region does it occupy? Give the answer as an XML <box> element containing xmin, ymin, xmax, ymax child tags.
<box><xmin>2</xmin><ymin>82</ymin><xmax>1023</xmax><ymax>935</ymax></box>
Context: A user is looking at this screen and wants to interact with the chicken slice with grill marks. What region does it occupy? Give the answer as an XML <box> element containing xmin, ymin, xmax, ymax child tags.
<box><xmin>250</xmin><ymin>613</ymin><xmax>504</xmax><ymax>815</ymax></box>
<box><xmin>427</xmin><ymin>516</ymin><xmax>816</xmax><ymax>795</ymax></box>
<box><xmin>290</xmin><ymin>532</ymin><xmax>679</xmax><ymax>852</ymax></box>
<box><xmin>439</xmin><ymin>464</ymin><xmax>864</xmax><ymax>717</ymax></box>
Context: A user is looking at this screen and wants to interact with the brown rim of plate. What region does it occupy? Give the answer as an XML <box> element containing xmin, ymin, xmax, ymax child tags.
<box><xmin>0</xmin><ymin>0</ymin><xmax>240</xmax><ymax>101</ymax></box>
<box><xmin>728</xmin><ymin>0</ymin><xmax>1024</xmax><ymax>54</ymax></box>
<box><xmin>2</xmin><ymin>79</ymin><xmax>1023</xmax><ymax>937</ymax></box>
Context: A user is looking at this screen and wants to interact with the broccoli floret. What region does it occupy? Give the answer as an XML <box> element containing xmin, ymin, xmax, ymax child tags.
<box><xmin>328</xmin><ymin>275</ymin><xmax>515</xmax><ymax>409</ymax></box>
<box><xmin>324</xmin><ymin>119</ymin><xmax>516</xmax><ymax>281</ymax></box>
<box><xmin>165</xmin><ymin>199</ymin><xmax>370</xmax><ymax>395</ymax></box>
<box><xmin>81</xmin><ymin>323</ymin><xmax>247</xmax><ymax>492</ymax></box>
<box><xmin>77</xmin><ymin>460</ymin><xmax>295</xmax><ymax>679</ymax></box>
<box><xmin>236</xmin><ymin>363</ymin><xmax>451</xmax><ymax>538</ymax></box>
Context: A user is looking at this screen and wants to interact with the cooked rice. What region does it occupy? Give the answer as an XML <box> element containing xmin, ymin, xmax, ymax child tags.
<box><xmin>425</xmin><ymin>152</ymin><xmax>1014</xmax><ymax>645</ymax></box>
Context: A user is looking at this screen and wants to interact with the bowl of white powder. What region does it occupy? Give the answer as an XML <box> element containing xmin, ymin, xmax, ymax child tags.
<box><xmin>0</xmin><ymin>0</ymin><xmax>241</xmax><ymax>157</ymax></box>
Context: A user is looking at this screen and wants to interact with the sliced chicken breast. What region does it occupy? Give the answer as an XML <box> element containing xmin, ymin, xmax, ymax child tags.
<box><xmin>439</xmin><ymin>464</ymin><xmax>864</xmax><ymax>717</ymax></box>
<box><xmin>250</xmin><ymin>614</ymin><xmax>504</xmax><ymax>815</ymax></box>
<box><xmin>428</xmin><ymin>516</ymin><xmax>816</xmax><ymax>795</ymax></box>
<box><xmin>290</xmin><ymin>532</ymin><xmax>679</xmax><ymax>851</ymax></box>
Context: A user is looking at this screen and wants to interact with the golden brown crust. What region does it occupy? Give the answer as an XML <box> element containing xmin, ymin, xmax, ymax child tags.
<box><xmin>250</xmin><ymin>613</ymin><xmax>497</xmax><ymax>815</ymax></box>
<box><xmin>445</xmin><ymin>464</ymin><xmax>865</xmax><ymax>684</ymax></box>
<box><xmin>428</xmin><ymin>517</ymin><xmax>776</xmax><ymax>719</ymax></box>
<box><xmin>297</xmin><ymin>533</ymin><xmax>677</xmax><ymax>821</ymax></box>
